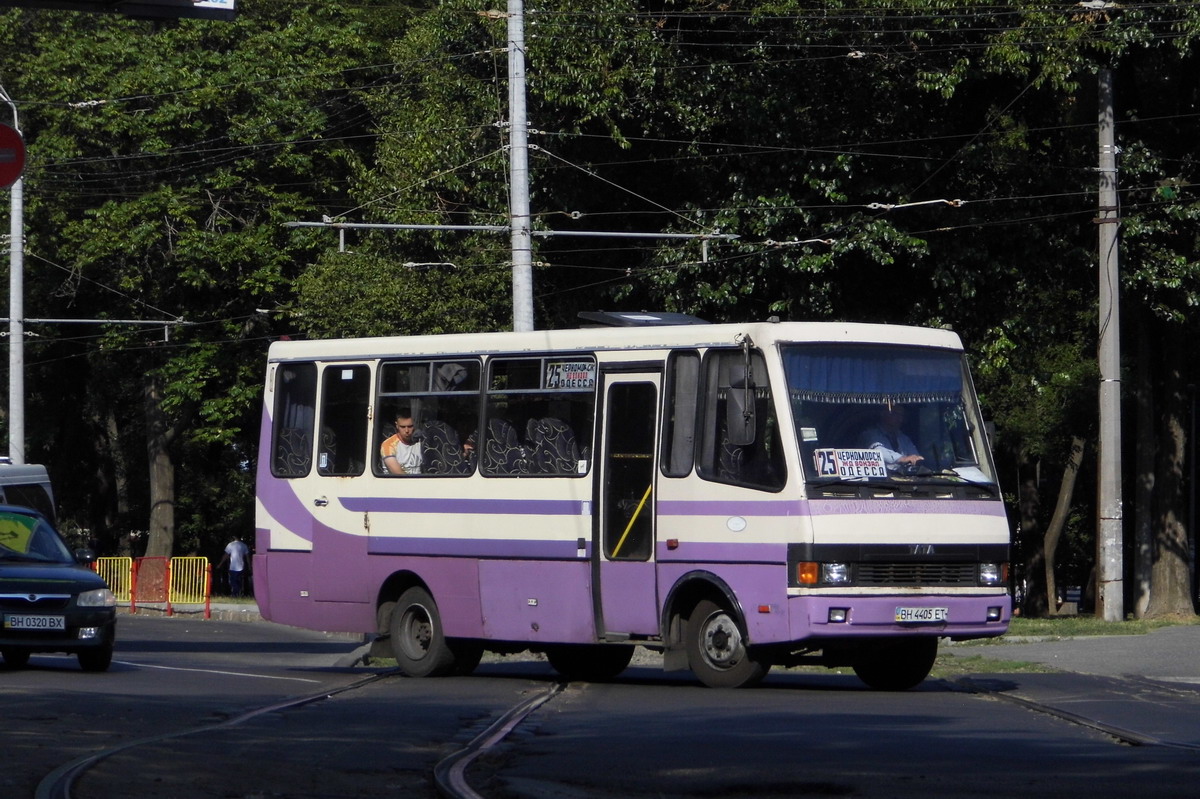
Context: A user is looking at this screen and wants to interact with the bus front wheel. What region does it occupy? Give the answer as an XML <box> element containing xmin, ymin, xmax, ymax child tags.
<box><xmin>390</xmin><ymin>587</ymin><xmax>456</xmax><ymax>677</ymax></box>
<box><xmin>685</xmin><ymin>599</ymin><xmax>769</xmax><ymax>688</ymax></box>
<box><xmin>851</xmin><ymin>637</ymin><xmax>938</xmax><ymax>691</ymax></box>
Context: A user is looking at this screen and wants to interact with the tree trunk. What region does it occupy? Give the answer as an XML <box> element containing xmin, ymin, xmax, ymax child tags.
<box><xmin>103</xmin><ymin>407</ymin><xmax>134</xmax><ymax>556</ymax></box>
<box><xmin>1018</xmin><ymin>472</ymin><xmax>1048</xmax><ymax>617</ymax></box>
<box><xmin>143</xmin><ymin>373</ymin><xmax>177</xmax><ymax>559</ymax></box>
<box><xmin>1144</xmin><ymin>333</ymin><xmax>1195</xmax><ymax>618</ymax></box>
<box><xmin>1045</xmin><ymin>437</ymin><xmax>1086</xmax><ymax>615</ymax></box>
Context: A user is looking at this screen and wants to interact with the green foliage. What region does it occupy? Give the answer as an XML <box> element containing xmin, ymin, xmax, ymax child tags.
<box><xmin>0</xmin><ymin>1</ymin><xmax>405</xmax><ymax>555</ymax></box>
<box><xmin>296</xmin><ymin>250</ymin><xmax>508</xmax><ymax>338</ymax></box>
<box><xmin>0</xmin><ymin>0</ymin><xmax>1197</xmax><ymax>611</ymax></box>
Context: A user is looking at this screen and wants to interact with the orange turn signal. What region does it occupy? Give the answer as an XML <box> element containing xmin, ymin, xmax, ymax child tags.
<box><xmin>797</xmin><ymin>561</ymin><xmax>819</xmax><ymax>585</ymax></box>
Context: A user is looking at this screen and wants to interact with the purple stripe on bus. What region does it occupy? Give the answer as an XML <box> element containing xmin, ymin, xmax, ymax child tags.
<box><xmin>341</xmin><ymin>496</ymin><xmax>586</xmax><ymax>516</ymax></box>
<box><xmin>259</xmin><ymin>482</ymin><xmax>318</xmax><ymax>544</ymax></box>
<box><xmin>368</xmin><ymin>535</ymin><xmax>585</xmax><ymax>559</ymax></box>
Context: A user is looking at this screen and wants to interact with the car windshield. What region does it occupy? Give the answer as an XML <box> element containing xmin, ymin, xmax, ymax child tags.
<box><xmin>0</xmin><ymin>510</ymin><xmax>73</xmax><ymax>563</ymax></box>
<box><xmin>782</xmin><ymin>343</ymin><xmax>997</xmax><ymax>487</ymax></box>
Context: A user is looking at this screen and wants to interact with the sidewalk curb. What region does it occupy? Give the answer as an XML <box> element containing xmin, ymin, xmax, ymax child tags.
<box><xmin>117</xmin><ymin>603</ymin><xmax>262</xmax><ymax>622</ymax></box>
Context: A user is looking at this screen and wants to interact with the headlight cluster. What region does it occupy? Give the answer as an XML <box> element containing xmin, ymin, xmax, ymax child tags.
<box><xmin>978</xmin><ymin>562</ymin><xmax>1007</xmax><ymax>586</ymax></box>
<box><xmin>77</xmin><ymin>588</ymin><xmax>117</xmax><ymax>608</ymax></box>
<box><xmin>796</xmin><ymin>561</ymin><xmax>852</xmax><ymax>585</ymax></box>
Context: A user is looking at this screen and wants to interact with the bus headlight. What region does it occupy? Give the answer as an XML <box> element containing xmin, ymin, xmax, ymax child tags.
<box><xmin>979</xmin><ymin>563</ymin><xmax>1004</xmax><ymax>586</ymax></box>
<box><xmin>821</xmin><ymin>563</ymin><xmax>851</xmax><ymax>584</ymax></box>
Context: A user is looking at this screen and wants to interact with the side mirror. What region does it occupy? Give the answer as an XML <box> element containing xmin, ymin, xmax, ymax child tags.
<box><xmin>74</xmin><ymin>547</ymin><xmax>97</xmax><ymax>565</ymax></box>
<box><xmin>725</xmin><ymin>365</ymin><xmax>756</xmax><ymax>447</ymax></box>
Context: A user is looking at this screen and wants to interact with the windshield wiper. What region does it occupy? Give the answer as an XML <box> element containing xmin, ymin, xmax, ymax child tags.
<box><xmin>943</xmin><ymin>474</ymin><xmax>1001</xmax><ymax>497</ymax></box>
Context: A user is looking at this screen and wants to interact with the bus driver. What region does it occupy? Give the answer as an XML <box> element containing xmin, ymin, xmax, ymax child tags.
<box><xmin>861</xmin><ymin>404</ymin><xmax>924</xmax><ymax>472</ymax></box>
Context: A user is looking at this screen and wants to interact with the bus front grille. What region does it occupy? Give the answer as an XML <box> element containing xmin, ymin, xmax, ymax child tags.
<box><xmin>856</xmin><ymin>563</ymin><xmax>979</xmax><ymax>587</ymax></box>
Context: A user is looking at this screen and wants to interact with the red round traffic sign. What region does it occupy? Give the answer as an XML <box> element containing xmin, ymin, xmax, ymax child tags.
<box><xmin>0</xmin><ymin>124</ymin><xmax>26</xmax><ymax>189</ymax></box>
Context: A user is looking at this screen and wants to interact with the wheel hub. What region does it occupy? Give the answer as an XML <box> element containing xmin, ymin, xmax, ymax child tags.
<box><xmin>702</xmin><ymin>614</ymin><xmax>743</xmax><ymax>667</ymax></box>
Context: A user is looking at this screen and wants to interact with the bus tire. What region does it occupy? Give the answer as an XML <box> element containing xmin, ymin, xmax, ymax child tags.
<box><xmin>852</xmin><ymin>637</ymin><xmax>938</xmax><ymax>691</ymax></box>
<box><xmin>449</xmin><ymin>640</ymin><xmax>485</xmax><ymax>676</ymax></box>
<box><xmin>685</xmin><ymin>599</ymin><xmax>769</xmax><ymax>688</ymax></box>
<box><xmin>390</xmin><ymin>586</ymin><xmax>456</xmax><ymax>677</ymax></box>
<box><xmin>545</xmin><ymin>644</ymin><xmax>634</xmax><ymax>682</ymax></box>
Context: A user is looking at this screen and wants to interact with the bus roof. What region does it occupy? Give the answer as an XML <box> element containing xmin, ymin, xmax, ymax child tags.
<box><xmin>266</xmin><ymin>320</ymin><xmax>965</xmax><ymax>363</ymax></box>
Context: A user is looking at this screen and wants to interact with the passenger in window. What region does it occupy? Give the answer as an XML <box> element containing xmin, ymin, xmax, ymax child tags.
<box><xmin>861</xmin><ymin>404</ymin><xmax>925</xmax><ymax>472</ymax></box>
<box><xmin>381</xmin><ymin>411</ymin><xmax>422</xmax><ymax>475</ymax></box>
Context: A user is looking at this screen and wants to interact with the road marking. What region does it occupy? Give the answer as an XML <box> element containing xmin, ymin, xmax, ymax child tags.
<box><xmin>113</xmin><ymin>660</ymin><xmax>321</xmax><ymax>683</ymax></box>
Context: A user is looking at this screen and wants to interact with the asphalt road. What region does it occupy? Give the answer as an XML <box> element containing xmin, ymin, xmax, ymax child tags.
<box><xmin>7</xmin><ymin>614</ymin><xmax>1200</xmax><ymax>799</ymax></box>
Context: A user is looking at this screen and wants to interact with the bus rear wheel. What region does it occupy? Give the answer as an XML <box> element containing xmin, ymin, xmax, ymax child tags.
<box><xmin>686</xmin><ymin>599</ymin><xmax>769</xmax><ymax>688</ymax></box>
<box><xmin>390</xmin><ymin>587</ymin><xmax>456</xmax><ymax>677</ymax></box>
<box><xmin>545</xmin><ymin>644</ymin><xmax>634</xmax><ymax>682</ymax></box>
<box><xmin>851</xmin><ymin>637</ymin><xmax>938</xmax><ymax>691</ymax></box>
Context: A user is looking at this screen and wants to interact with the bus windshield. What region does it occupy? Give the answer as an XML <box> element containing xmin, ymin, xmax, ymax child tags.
<box><xmin>782</xmin><ymin>343</ymin><xmax>996</xmax><ymax>487</ymax></box>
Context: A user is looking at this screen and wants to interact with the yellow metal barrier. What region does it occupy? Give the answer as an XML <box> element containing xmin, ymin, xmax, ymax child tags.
<box><xmin>95</xmin><ymin>556</ymin><xmax>133</xmax><ymax>602</ymax></box>
<box><xmin>170</xmin><ymin>556</ymin><xmax>210</xmax><ymax>604</ymax></box>
<box><xmin>94</xmin><ymin>555</ymin><xmax>212</xmax><ymax>617</ymax></box>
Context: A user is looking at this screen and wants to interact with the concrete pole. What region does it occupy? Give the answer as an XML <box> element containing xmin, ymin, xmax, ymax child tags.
<box><xmin>7</xmin><ymin>174</ymin><xmax>23</xmax><ymax>464</ymax></box>
<box><xmin>1096</xmin><ymin>68</ymin><xmax>1123</xmax><ymax>621</ymax></box>
<box><xmin>507</xmin><ymin>0</ymin><xmax>534</xmax><ymax>332</ymax></box>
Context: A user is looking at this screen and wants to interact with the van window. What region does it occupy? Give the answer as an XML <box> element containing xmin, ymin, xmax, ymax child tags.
<box><xmin>0</xmin><ymin>464</ymin><xmax>56</xmax><ymax>522</ymax></box>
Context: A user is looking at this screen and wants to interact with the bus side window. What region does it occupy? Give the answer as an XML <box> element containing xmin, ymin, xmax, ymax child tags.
<box><xmin>318</xmin><ymin>365</ymin><xmax>370</xmax><ymax>476</ymax></box>
<box><xmin>376</xmin><ymin>359</ymin><xmax>481</xmax><ymax>477</ymax></box>
<box><xmin>272</xmin><ymin>362</ymin><xmax>318</xmax><ymax>478</ymax></box>
<box><xmin>483</xmin><ymin>356</ymin><xmax>594</xmax><ymax>477</ymax></box>
<box><xmin>698</xmin><ymin>350</ymin><xmax>785</xmax><ymax>491</ymax></box>
<box><xmin>661</xmin><ymin>350</ymin><xmax>699</xmax><ymax>477</ymax></box>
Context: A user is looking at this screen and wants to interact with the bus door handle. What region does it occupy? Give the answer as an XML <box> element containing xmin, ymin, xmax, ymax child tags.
<box><xmin>314</xmin><ymin>496</ymin><xmax>329</xmax><ymax>507</ymax></box>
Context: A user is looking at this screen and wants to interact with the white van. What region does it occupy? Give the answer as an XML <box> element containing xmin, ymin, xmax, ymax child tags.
<box><xmin>0</xmin><ymin>460</ymin><xmax>56</xmax><ymax>522</ymax></box>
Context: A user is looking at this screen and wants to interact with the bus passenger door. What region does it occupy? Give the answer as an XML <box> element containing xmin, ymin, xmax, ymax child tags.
<box><xmin>595</xmin><ymin>372</ymin><xmax>661</xmax><ymax>638</ymax></box>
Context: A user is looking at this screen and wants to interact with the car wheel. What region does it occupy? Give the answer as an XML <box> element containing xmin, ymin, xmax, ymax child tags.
<box><xmin>78</xmin><ymin>641</ymin><xmax>114</xmax><ymax>672</ymax></box>
<box><xmin>2</xmin><ymin>648</ymin><xmax>31</xmax><ymax>668</ymax></box>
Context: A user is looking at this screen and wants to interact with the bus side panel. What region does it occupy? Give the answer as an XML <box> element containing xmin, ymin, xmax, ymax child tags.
<box><xmin>366</xmin><ymin>554</ymin><xmax>484</xmax><ymax>640</ymax></box>
<box><xmin>599</xmin><ymin>561</ymin><xmax>658</xmax><ymax>635</ymax></box>
<box><xmin>657</xmin><ymin>559</ymin><xmax>793</xmax><ymax>645</ymax></box>
<box><xmin>254</xmin><ymin>550</ymin><xmax>375</xmax><ymax>633</ymax></box>
<box><xmin>312</xmin><ymin>523</ymin><xmax>370</xmax><ymax>603</ymax></box>
<box><xmin>478</xmin><ymin>560</ymin><xmax>595</xmax><ymax>643</ymax></box>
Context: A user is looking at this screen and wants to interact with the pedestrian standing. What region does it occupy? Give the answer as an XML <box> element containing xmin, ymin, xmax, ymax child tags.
<box><xmin>217</xmin><ymin>535</ymin><xmax>251</xmax><ymax>598</ymax></box>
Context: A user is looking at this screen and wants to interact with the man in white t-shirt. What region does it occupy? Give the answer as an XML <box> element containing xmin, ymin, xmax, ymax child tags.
<box><xmin>217</xmin><ymin>535</ymin><xmax>251</xmax><ymax>598</ymax></box>
<box><xmin>380</xmin><ymin>412</ymin><xmax>422</xmax><ymax>475</ymax></box>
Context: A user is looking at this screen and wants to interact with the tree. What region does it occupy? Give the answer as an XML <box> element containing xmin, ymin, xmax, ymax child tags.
<box><xmin>0</xmin><ymin>2</ymin><xmax>405</xmax><ymax>557</ymax></box>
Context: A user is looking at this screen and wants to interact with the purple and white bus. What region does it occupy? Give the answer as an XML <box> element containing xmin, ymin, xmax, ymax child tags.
<box><xmin>254</xmin><ymin>314</ymin><xmax>1010</xmax><ymax>689</ymax></box>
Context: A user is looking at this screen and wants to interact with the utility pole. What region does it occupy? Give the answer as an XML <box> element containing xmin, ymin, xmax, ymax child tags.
<box><xmin>1096</xmin><ymin>67</ymin><xmax>1124</xmax><ymax>622</ymax></box>
<box><xmin>2</xmin><ymin>87</ymin><xmax>24</xmax><ymax>465</ymax></box>
<box><xmin>7</xmin><ymin>174</ymin><xmax>21</xmax><ymax>464</ymax></box>
<box><xmin>507</xmin><ymin>0</ymin><xmax>533</xmax><ymax>332</ymax></box>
